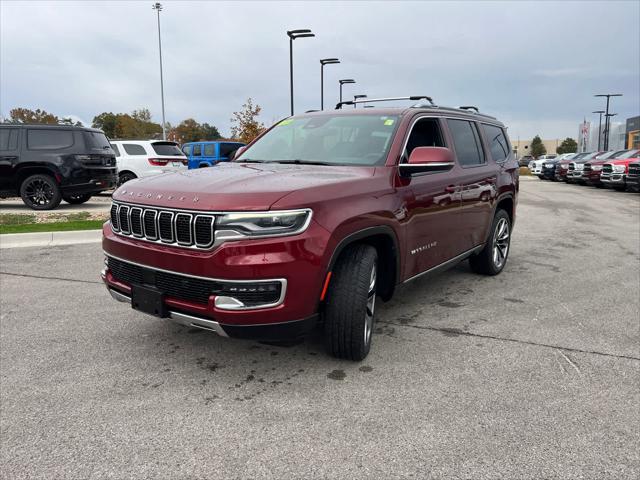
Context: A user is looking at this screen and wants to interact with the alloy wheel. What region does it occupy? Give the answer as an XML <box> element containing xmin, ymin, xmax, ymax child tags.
<box><xmin>492</xmin><ymin>217</ymin><xmax>510</xmax><ymax>269</ymax></box>
<box><xmin>24</xmin><ymin>179</ymin><xmax>54</xmax><ymax>207</ymax></box>
<box><xmin>364</xmin><ymin>264</ymin><xmax>377</xmax><ymax>346</ymax></box>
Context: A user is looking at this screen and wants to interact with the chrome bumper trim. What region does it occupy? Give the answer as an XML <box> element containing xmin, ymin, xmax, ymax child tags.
<box><xmin>108</xmin><ymin>288</ymin><xmax>229</xmax><ymax>337</ymax></box>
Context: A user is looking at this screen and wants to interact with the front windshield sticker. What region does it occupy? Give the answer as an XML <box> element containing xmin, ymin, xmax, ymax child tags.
<box><xmin>278</xmin><ymin>119</ymin><xmax>294</xmax><ymax>126</ymax></box>
<box><xmin>383</xmin><ymin>119</ymin><xmax>395</xmax><ymax>126</ymax></box>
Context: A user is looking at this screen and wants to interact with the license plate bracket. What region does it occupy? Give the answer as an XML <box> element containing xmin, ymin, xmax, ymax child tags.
<box><xmin>131</xmin><ymin>284</ymin><xmax>167</xmax><ymax>318</ymax></box>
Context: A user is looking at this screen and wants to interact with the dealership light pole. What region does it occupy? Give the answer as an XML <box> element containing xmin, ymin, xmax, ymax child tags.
<box><xmin>320</xmin><ymin>58</ymin><xmax>340</xmax><ymax>110</ymax></box>
<box><xmin>353</xmin><ymin>94</ymin><xmax>367</xmax><ymax>108</ymax></box>
<box><xmin>605</xmin><ymin>113</ymin><xmax>618</xmax><ymax>150</ymax></box>
<box><xmin>595</xmin><ymin>93</ymin><xmax>622</xmax><ymax>150</ymax></box>
<box><xmin>593</xmin><ymin>110</ymin><xmax>605</xmax><ymax>150</ymax></box>
<box><xmin>152</xmin><ymin>2</ymin><xmax>167</xmax><ymax>140</ymax></box>
<box><xmin>339</xmin><ymin>79</ymin><xmax>355</xmax><ymax>103</ymax></box>
<box><xmin>287</xmin><ymin>29</ymin><xmax>315</xmax><ymax>116</ymax></box>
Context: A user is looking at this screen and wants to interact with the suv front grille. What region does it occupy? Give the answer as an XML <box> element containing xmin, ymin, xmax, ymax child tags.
<box><xmin>107</xmin><ymin>256</ymin><xmax>283</xmax><ymax>307</ymax></box>
<box><xmin>110</xmin><ymin>202</ymin><xmax>215</xmax><ymax>249</ymax></box>
<box><xmin>602</xmin><ymin>164</ymin><xmax>613</xmax><ymax>177</ymax></box>
<box><xmin>568</xmin><ymin>163</ymin><xmax>575</xmax><ymax>171</ymax></box>
<box><xmin>628</xmin><ymin>163</ymin><xmax>639</xmax><ymax>177</ymax></box>
<box><xmin>583</xmin><ymin>164</ymin><xmax>592</xmax><ymax>173</ymax></box>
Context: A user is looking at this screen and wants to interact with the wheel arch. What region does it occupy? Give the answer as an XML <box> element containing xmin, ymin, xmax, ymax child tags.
<box><xmin>327</xmin><ymin>226</ymin><xmax>400</xmax><ymax>302</ymax></box>
<box><xmin>16</xmin><ymin>165</ymin><xmax>60</xmax><ymax>188</ymax></box>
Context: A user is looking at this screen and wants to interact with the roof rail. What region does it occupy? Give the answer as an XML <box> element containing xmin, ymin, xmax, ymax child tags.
<box><xmin>335</xmin><ymin>96</ymin><xmax>435</xmax><ymax>110</ymax></box>
<box><xmin>459</xmin><ymin>105</ymin><xmax>479</xmax><ymax>113</ymax></box>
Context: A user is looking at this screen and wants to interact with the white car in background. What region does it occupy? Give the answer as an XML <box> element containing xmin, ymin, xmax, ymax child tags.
<box><xmin>110</xmin><ymin>140</ymin><xmax>187</xmax><ymax>185</ymax></box>
<box><xmin>530</xmin><ymin>154</ymin><xmax>557</xmax><ymax>177</ymax></box>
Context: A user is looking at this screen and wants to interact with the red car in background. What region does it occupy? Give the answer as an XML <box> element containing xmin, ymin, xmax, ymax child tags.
<box><xmin>582</xmin><ymin>150</ymin><xmax>629</xmax><ymax>187</ymax></box>
<box><xmin>600</xmin><ymin>149</ymin><xmax>640</xmax><ymax>191</ymax></box>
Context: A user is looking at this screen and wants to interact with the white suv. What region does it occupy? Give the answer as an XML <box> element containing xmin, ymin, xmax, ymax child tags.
<box><xmin>110</xmin><ymin>140</ymin><xmax>187</xmax><ymax>185</ymax></box>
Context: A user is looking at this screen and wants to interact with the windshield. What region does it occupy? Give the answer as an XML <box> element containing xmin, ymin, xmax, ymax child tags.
<box><xmin>235</xmin><ymin>114</ymin><xmax>400</xmax><ymax>166</ymax></box>
<box><xmin>616</xmin><ymin>149</ymin><xmax>640</xmax><ymax>159</ymax></box>
<box><xmin>152</xmin><ymin>142</ymin><xmax>185</xmax><ymax>156</ymax></box>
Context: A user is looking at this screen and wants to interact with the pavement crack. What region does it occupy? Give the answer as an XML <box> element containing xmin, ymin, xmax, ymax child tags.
<box><xmin>0</xmin><ymin>271</ymin><xmax>101</xmax><ymax>285</ymax></box>
<box><xmin>378</xmin><ymin>320</ymin><xmax>640</xmax><ymax>362</ymax></box>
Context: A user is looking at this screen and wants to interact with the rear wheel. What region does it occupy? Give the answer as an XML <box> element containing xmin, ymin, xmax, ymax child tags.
<box><xmin>20</xmin><ymin>174</ymin><xmax>62</xmax><ymax>210</ymax></box>
<box><xmin>118</xmin><ymin>172</ymin><xmax>136</xmax><ymax>186</ymax></box>
<box><xmin>63</xmin><ymin>193</ymin><xmax>92</xmax><ymax>204</ymax></box>
<box><xmin>469</xmin><ymin>209</ymin><xmax>511</xmax><ymax>276</ymax></box>
<box><xmin>323</xmin><ymin>244</ymin><xmax>377</xmax><ymax>361</ymax></box>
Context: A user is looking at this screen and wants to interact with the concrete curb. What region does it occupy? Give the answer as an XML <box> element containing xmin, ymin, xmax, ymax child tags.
<box><xmin>0</xmin><ymin>229</ymin><xmax>102</xmax><ymax>249</ymax></box>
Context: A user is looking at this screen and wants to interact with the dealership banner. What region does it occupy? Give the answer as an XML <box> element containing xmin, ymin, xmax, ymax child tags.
<box><xmin>578</xmin><ymin>120</ymin><xmax>590</xmax><ymax>152</ymax></box>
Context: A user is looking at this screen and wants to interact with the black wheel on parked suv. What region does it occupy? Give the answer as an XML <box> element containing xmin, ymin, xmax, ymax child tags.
<box><xmin>469</xmin><ymin>209</ymin><xmax>511</xmax><ymax>276</ymax></box>
<box><xmin>118</xmin><ymin>172</ymin><xmax>137</xmax><ymax>186</ymax></box>
<box><xmin>323</xmin><ymin>244</ymin><xmax>377</xmax><ymax>361</ymax></box>
<box><xmin>62</xmin><ymin>193</ymin><xmax>92</xmax><ymax>204</ymax></box>
<box><xmin>19</xmin><ymin>174</ymin><xmax>62</xmax><ymax>210</ymax></box>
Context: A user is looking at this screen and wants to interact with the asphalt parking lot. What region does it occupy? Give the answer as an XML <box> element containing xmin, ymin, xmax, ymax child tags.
<box><xmin>1</xmin><ymin>177</ymin><xmax>638</xmax><ymax>479</ymax></box>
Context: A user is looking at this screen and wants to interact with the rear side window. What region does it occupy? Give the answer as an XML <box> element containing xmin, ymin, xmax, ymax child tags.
<box><xmin>84</xmin><ymin>131</ymin><xmax>111</xmax><ymax>150</ymax></box>
<box><xmin>204</xmin><ymin>144</ymin><xmax>216</xmax><ymax>156</ymax></box>
<box><xmin>182</xmin><ymin>144</ymin><xmax>192</xmax><ymax>156</ymax></box>
<box><xmin>220</xmin><ymin>143</ymin><xmax>241</xmax><ymax>157</ymax></box>
<box><xmin>0</xmin><ymin>128</ymin><xmax>19</xmax><ymax>150</ymax></box>
<box><xmin>110</xmin><ymin>144</ymin><xmax>121</xmax><ymax>157</ymax></box>
<box><xmin>27</xmin><ymin>129</ymin><xmax>74</xmax><ymax>150</ymax></box>
<box><xmin>447</xmin><ymin>120</ymin><xmax>485</xmax><ymax>166</ymax></box>
<box><xmin>192</xmin><ymin>144</ymin><xmax>202</xmax><ymax>156</ymax></box>
<box><xmin>152</xmin><ymin>142</ymin><xmax>183</xmax><ymax>156</ymax></box>
<box><xmin>123</xmin><ymin>143</ymin><xmax>147</xmax><ymax>155</ymax></box>
<box><xmin>482</xmin><ymin>124</ymin><xmax>509</xmax><ymax>163</ymax></box>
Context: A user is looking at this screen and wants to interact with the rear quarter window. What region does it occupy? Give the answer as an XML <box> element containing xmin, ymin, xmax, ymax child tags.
<box><xmin>84</xmin><ymin>131</ymin><xmax>112</xmax><ymax>150</ymax></box>
<box><xmin>0</xmin><ymin>128</ymin><xmax>19</xmax><ymax>150</ymax></box>
<box><xmin>220</xmin><ymin>143</ymin><xmax>241</xmax><ymax>157</ymax></box>
<box><xmin>122</xmin><ymin>143</ymin><xmax>148</xmax><ymax>155</ymax></box>
<box><xmin>482</xmin><ymin>124</ymin><xmax>510</xmax><ymax>163</ymax></box>
<box><xmin>110</xmin><ymin>144</ymin><xmax>121</xmax><ymax>157</ymax></box>
<box><xmin>203</xmin><ymin>144</ymin><xmax>216</xmax><ymax>156</ymax></box>
<box><xmin>27</xmin><ymin>129</ymin><xmax>74</xmax><ymax>150</ymax></box>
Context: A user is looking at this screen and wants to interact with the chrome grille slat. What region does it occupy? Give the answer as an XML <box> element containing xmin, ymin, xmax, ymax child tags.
<box><xmin>110</xmin><ymin>201</ymin><xmax>217</xmax><ymax>250</ymax></box>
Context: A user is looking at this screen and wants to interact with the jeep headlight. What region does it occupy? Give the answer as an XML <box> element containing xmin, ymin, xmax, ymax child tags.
<box><xmin>216</xmin><ymin>209</ymin><xmax>312</xmax><ymax>238</ymax></box>
<box><xmin>612</xmin><ymin>165</ymin><xmax>626</xmax><ymax>173</ymax></box>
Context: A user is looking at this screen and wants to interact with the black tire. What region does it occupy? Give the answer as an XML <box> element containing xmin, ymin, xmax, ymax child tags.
<box><xmin>613</xmin><ymin>185</ymin><xmax>626</xmax><ymax>192</ymax></box>
<box><xmin>198</xmin><ymin>164</ymin><xmax>209</xmax><ymax>168</ymax></box>
<box><xmin>118</xmin><ymin>172</ymin><xmax>137</xmax><ymax>186</ymax></box>
<box><xmin>537</xmin><ymin>175</ymin><xmax>544</xmax><ymax>179</ymax></box>
<box><xmin>63</xmin><ymin>193</ymin><xmax>92</xmax><ymax>204</ymax></box>
<box><xmin>469</xmin><ymin>209</ymin><xmax>511</xmax><ymax>276</ymax></box>
<box><xmin>19</xmin><ymin>174</ymin><xmax>62</xmax><ymax>210</ymax></box>
<box><xmin>323</xmin><ymin>244</ymin><xmax>378</xmax><ymax>361</ymax></box>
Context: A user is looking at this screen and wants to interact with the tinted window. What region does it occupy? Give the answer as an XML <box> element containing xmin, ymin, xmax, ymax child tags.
<box><xmin>447</xmin><ymin>120</ymin><xmax>485</xmax><ymax>166</ymax></box>
<box><xmin>182</xmin><ymin>144</ymin><xmax>192</xmax><ymax>156</ymax></box>
<box><xmin>482</xmin><ymin>124</ymin><xmax>509</xmax><ymax>162</ymax></box>
<box><xmin>84</xmin><ymin>131</ymin><xmax>112</xmax><ymax>150</ymax></box>
<box><xmin>152</xmin><ymin>142</ymin><xmax>183</xmax><ymax>156</ymax></box>
<box><xmin>27</xmin><ymin>129</ymin><xmax>74</xmax><ymax>150</ymax></box>
<box><xmin>110</xmin><ymin>144</ymin><xmax>121</xmax><ymax>157</ymax></box>
<box><xmin>123</xmin><ymin>143</ymin><xmax>147</xmax><ymax>155</ymax></box>
<box><xmin>192</xmin><ymin>144</ymin><xmax>202</xmax><ymax>156</ymax></box>
<box><xmin>0</xmin><ymin>128</ymin><xmax>18</xmax><ymax>151</ymax></box>
<box><xmin>204</xmin><ymin>144</ymin><xmax>216</xmax><ymax>156</ymax></box>
<box><xmin>220</xmin><ymin>143</ymin><xmax>241</xmax><ymax>157</ymax></box>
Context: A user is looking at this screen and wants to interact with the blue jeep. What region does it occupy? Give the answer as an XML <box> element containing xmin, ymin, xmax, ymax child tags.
<box><xmin>181</xmin><ymin>141</ymin><xmax>246</xmax><ymax>169</ymax></box>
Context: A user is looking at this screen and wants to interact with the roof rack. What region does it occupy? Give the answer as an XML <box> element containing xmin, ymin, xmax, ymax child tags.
<box><xmin>335</xmin><ymin>96</ymin><xmax>435</xmax><ymax>110</ymax></box>
<box><xmin>459</xmin><ymin>105</ymin><xmax>479</xmax><ymax>113</ymax></box>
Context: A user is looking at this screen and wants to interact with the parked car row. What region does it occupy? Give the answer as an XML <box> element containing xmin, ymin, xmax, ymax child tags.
<box><xmin>534</xmin><ymin>149</ymin><xmax>640</xmax><ymax>192</ymax></box>
<box><xmin>0</xmin><ymin>123</ymin><xmax>246</xmax><ymax>209</ymax></box>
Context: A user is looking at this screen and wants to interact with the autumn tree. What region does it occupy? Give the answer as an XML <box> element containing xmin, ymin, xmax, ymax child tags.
<box><xmin>8</xmin><ymin>108</ymin><xmax>59</xmax><ymax>124</ymax></box>
<box><xmin>230</xmin><ymin>98</ymin><xmax>265</xmax><ymax>144</ymax></box>
<box><xmin>556</xmin><ymin>137</ymin><xmax>578</xmax><ymax>154</ymax></box>
<box><xmin>91</xmin><ymin>109</ymin><xmax>162</xmax><ymax>139</ymax></box>
<box><xmin>530</xmin><ymin>135</ymin><xmax>547</xmax><ymax>158</ymax></box>
<box><xmin>168</xmin><ymin>118</ymin><xmax>222</xmax><ymax>143</ymax></box>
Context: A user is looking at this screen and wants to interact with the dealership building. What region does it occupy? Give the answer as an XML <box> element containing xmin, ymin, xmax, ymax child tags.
<box><xmin>626</xmin><ymin>116</ymin><xmax>639</xmax><ymax>150</ymax></box>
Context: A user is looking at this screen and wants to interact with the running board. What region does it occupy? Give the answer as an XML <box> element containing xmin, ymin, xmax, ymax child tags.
<box><xmin>403</xmin><ymin>245</ymin><xmax>484</xmax><ymax>284</ymax></box>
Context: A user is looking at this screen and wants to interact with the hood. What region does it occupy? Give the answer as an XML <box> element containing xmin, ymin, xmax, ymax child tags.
<box><xmin>112</xmin><ymin>162</ymin><xmax>375</xmax><ymax>211</ymax></box>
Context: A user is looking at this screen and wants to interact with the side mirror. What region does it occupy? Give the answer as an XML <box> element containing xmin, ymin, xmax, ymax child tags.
<box><xmin>399</xmin><ymin>147</ymin><xmax>455</xmax><ymax>176</ymax></box>
<box><xmin>230</xmin><ymin>145</ymin><xmax>247</xmax><ymax>161</ymax></box>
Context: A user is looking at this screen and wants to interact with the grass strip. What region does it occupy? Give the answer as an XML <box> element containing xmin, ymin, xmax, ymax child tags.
<box><xmin>0</xmin><ymin>220</ymin><xmax>105</xmax><ymax>235</ymax></box>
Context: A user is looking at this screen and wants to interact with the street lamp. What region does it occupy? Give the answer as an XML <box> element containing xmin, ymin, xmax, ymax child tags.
<box><xmin>152</xmin><ymin>2</ymin><xmax>166</xmax><ymax>140</ymax></box>
<box><xmin>287</xmin><ymin>29</ymin><xmax>315</xmax><ymax>116</ymax></box>
<box><xmin>339</xmin><ymin>79</ymin><xmax>355</xmax><ymax>103</ymax></box>
<box><xmin>353</xmin><ymin>94</ymin><xmax>367</xmax><ymax>108</ymax></box>
<box><xmin>320</xmin><ymin>58</ymin><xmax>340</xmax><ymax>110</ymax></box>
<box><xmin>595</xmin><ymin>93</ymin><xmax>622</xmax><ymax>150</ymax></box>
<box><xmin>592</xmin><ymin>110</ymin><xmax>605</xmax><ymax>150</ymax></box>
<box><xmin>605</xmin><ymin>113</ymin><xmax>618</xmax><ymax>150</ymax></box>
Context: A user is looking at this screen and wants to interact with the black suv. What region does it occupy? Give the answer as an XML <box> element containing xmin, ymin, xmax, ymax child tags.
<box><xmin>0</xmin><ymin>125</ymin><xmax>117</xmax><ymax>210</ymax></box>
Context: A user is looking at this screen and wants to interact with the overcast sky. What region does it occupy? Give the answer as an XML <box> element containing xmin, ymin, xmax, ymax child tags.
<box><xmin>1</xmin><ymin>0</ymin><xmax>638</xmax><ymax>140</ymax></box>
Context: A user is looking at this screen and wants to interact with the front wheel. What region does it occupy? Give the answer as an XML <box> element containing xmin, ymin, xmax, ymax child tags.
<box><xmin>323</xmin><ymin>244</ymin><xmax>377</xmax><ymax>361</ymax></box>
<box><xmin>63</xmin><ymin>193</ymin><xmax>92</xmax><ymax>204</ymax></box>
<box><xmin>118</xmin><ymin>172</ymin><xmax>137</xmax><ymax>186</ymax></box>
<box><xmin>469</xmin><ymin>209</ymin><xmax>511</xmax><ymax>276</ymax></box>
<box><xmin>20</xmin><ymin>174</ymin><xmax>62</xmax><ymax>210</ymax></box>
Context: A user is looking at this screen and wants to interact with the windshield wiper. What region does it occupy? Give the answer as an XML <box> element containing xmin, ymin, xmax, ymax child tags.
<box><xmin>275</xmin><ymin>159</ymin><xmax>333</xmax><ymax>166</ymax></box>
<box><xmin>235</xmin><ymin>159</ymin><xmax>267</xmax><ymax>163</ymax></box>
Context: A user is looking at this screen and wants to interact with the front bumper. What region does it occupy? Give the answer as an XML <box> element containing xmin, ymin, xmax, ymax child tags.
<box><xmin>601</xmin><ymin>174</ymin><xmax>626</xmax><ymax>186</ymax></box>
<box><xmin>566</xmin><ymin>171</ymin><xmax>585</xmax><ymax>183</ymax></box>
<box><xmin>102</xmin><ymin>219</ymin><xmax>329</xmax><ymax>332</ymax></box>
